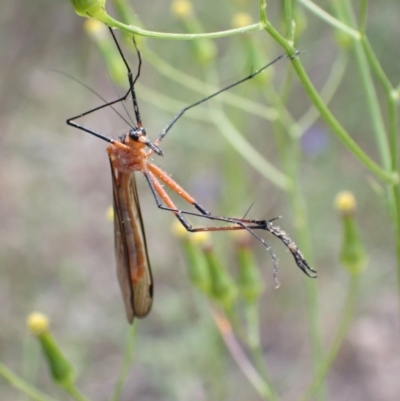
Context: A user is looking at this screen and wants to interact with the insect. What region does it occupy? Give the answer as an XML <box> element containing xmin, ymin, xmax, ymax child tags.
<box><xmin>67</xmin><ymin>27</ymin><xmax>316</xmax><ymax>323</ymax></box>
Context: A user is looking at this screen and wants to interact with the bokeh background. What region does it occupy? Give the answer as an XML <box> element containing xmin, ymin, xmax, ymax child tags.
<box><xmin>1</xmin><ymin>0</ymin><xmax>400</xmax><ymax>400</ymax></box>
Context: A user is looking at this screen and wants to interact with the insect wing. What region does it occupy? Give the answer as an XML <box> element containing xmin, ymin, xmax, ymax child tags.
<box><xmin>111</xmin><ymin>164</ymin><xmax>153</xmax><ymax>323</ymax></box>
<box><xmin>127</xmin><ymin>172</ymin><xmax>153</xmax><ymax>316</ymax></box>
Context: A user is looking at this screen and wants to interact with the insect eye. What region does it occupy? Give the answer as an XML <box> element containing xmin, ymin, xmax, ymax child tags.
<box><xmin>129</xmin><ymin>127</ymin><xmax>147</xmax><ymax>141</ymax></box>
<box><xmin>129</xmin><ymin>129</ymin><xmax>140</xmax><ymax>141</ymax></box>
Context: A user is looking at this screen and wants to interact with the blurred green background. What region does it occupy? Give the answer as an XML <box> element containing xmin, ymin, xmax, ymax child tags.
<box><xmin>1</xmin><ymin>0</ymin><xmax>400</xmax><ymax>400</ymax></box>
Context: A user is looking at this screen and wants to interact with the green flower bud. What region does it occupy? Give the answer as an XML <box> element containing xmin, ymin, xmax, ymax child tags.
<box><xmin>173</xmin><ymin>222</ymin><xmax>212</xmax><ymax>294</ymax></box>
<box><xmin>27</xmin><ymin>313</ymin><xmax>76</xmax><ymax>388</ymax></box>
<box><xmin>70</xmin><ymin>0</ymin><xmax>106</xmax><ymax>18</ymax></box>
<box><xmin>235</xmin><ymin>232</ymin><xmax>264</xmax><ymax>303</ymax></box>
<box><xmin>203</xmin><ymin>244</ymin><xmax>237</xmax><ymax>310</ymax></box>
<box><xmin>334</xmin><ymin>191</ymin><xmax>368</xmax><ymax>275</ymax></box>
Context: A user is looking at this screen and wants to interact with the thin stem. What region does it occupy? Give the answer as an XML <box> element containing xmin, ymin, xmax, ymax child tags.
<box><xmin>213</xmin><ymin>310</ymin><xmax>278</xmax><ymax>400</ymax></box>
<box><xmin>111</xmin><ymin>323</ymin><xmax>137</xmax><ymax>401</ymax></box>
<box><xmin>285</xmin><ymin>139</ymin><xmax>325</xmax><ymax>401</ymax></box>
<box><xmin>289</xmin><ymin>57</ymin><xmax>397</xmax><ymax>184</ymax></box>
<box><xmin>0</xmin><ymin>361</ymin><xmax>57</xmax><ymax>401</ymax></box>
<box><xmin>245</xmin><ymin>305</ymin><xmax>280</xmax><ymax>401</ymax></box>
<box><xmin>299</xmin><ymin>275</ymin><xmax>359</xmax><ymax>401</ymax></box>
<box><xmin>296</xmin><ymin>51</ymin><xmax>349</xmax><ymax>136</ymax></box>
<box><xmin>263</xmin><ymin>21</ymin><xmax>297</xmax><ymax>56</ymax></box>
<box><xmin>335</xmin><ymin>0</ymin><xmax>391</xmax><ymax>171</ymax></box>
<box><xmin>283</xmin><ymin>0</ymin><xmax>294</xmax><ymax>40</ymax></box>
<box><xmin>64</xmin><ymin>386</ymin><xmax>91</xmax><ymax>401</ymax></box>
<box><xmin>259</xmin><ymin>0</ymin><xmax>268</xmax><ymax>26</ymax></box>
<box><xmin>99</xmin><ymin>11</ymin><xmax>263</xmax><ymax>40</ymax></box>
<box><xmin>358</xmin><ymin>0</ymin><xmax>368</xmax><ymax>34</ymax></box>
<box><xmin>358</xmin><ymin>30</ymin><xmax>400</xmax><ymax>292</ymax></box>
<box><xmin>209</xmin><ymin>108</ymin><xmax>291</xmax><ymax>191</ymax></box>
<box><xmin>360</xmin><ymin>37</ymin><xmax>399</xmax><ymax>180</ymax></box>
<box><xmin>298</xmin><ymin>0</ymin><xmax>360</xmax><ymax>40</ymax></box>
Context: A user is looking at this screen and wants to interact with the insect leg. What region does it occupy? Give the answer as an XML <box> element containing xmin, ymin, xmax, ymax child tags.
<box><xmin>67</xmin><ymin>27</ymin><xmax>144</xmax><ymax>137</ymax></box>
<box><xmin>143</xmin><ymin>171</ymin><xmax>316</xmax><ymax>279</ymax></box>
<box><xmin>108</xmin><ymin>27</ymin><xmax>143</xmax><ymax>127</ymax></box>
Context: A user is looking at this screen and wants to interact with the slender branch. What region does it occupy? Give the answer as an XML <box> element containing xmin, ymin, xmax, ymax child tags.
<box><xmin>0</xmin><ymin>361</ymin><xmax>58</xmax><ymax>401</ymax></box>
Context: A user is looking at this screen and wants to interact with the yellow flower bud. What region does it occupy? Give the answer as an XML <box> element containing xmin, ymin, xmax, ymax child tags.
<box><xmin>27</xmin><ymin>312</ymin><xmax>49</xmax><ymax>335</ymax></box>
<box><xmin>334</xmin><ymin>191</ymin><xmax>356</xmax><ymax>213</ymax></box>
<box><xmin>171</xmin><ymin>0</ymin><xmax>193</xmax><ymax>17</ymax></box>
<box><xmin>232</xmin><ymin>12</ymin><xmax>253</xmax><ymax>28</ymax></box>
<box><xmin>334</xmin><ymin>192</ymin><xmax>367</xmax><ymax>275</ymax></box>
<box><xmin>84</xmin><ymin>19</ymin><xmax>107</xmax><ymax>38</ymax></box>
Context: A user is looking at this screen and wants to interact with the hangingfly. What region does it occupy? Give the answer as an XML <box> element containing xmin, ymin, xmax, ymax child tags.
<box><xmin>67</xmin><ymin>27</ymin><xmax>316</xmax><ymax>323</ymax></box>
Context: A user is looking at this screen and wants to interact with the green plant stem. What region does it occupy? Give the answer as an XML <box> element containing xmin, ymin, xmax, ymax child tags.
<box><xmin>296</xmin><ymin>51</ymin><xmax>349</xmax><ymax>136</ymax></box>
<box><xmin>334</xmin><ymin>0</ymin><xmax>390</xmax><ymax>171</ymax></box>
<box><xmin>111</xmin><ymin>323</ymin><xmax>137</xmax><ymax>401</ymax></box>
<box><xmin>264</xmin><ymin>49</ymin><xmax>348</xmax><ymax>143</ymax></box>
<box><xmin>259</xmin><ymin>0</ymin><xmax>267</xmax><ymax>26</ymax></box>
<box><xmin>290</xmin><ymin>57</ymin><xmax>396</xmax><ymax>184</ymax></box>
<box><xmin>299</xmin><ymin>275</ymin><xmax>359</xmax><ymax>401</ymax></box>
<box><xmin>298</xmin><ymin>0</ymin><xmax>360</xmax><ymax>39</ymax></box>
<box><xmin>357</xmin><ymin>40</ymin><xmax>400</xmax><ymax>284</ymax></box>
<box><xmin>283</xmin><ymin>0</ymin><xmax>294</xmax><ymax>41</ymax></box>
<box><xmin>358</xmin><ymin>0</ymin><xmax>368</xmax><ymax>34</ymax></box>
<box><xmin>246</xmin><ymin>305</ymin><xmax>280</xmax><ymax>401</ymax></box>
<box><xmin>361</xmin><ymin>37</ymin><xmax>400</xmax><ymax>159</ymax></box>
<box><xmin>98</xmin><ymin>11</ymin><xmax>263</xmax><ymax>40</ymax></box>
<box><xmin>286</xmin><ymin>140</ymin><xmax>325</xmax><ymax>401</ymax></box>
<box><xmin>64</xmin><ymin>386</ymin><xmax>90</xmax><ymax>401</ymax></box>
<box><xmin>0</xmin><ymin>361</ymin><xmax>57</xmax><ymax>401</ymax></box>
<box><xmin>209</xmin><ymin>108</ymin><xmax>291</xmax><ymax>191</ymax></box>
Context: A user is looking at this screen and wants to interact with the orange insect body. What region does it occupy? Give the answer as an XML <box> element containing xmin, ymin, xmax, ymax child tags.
<box><xmin>107</xmin><ymin>133</ymin><xmax>148</xmax><ymax>174</ymax></box>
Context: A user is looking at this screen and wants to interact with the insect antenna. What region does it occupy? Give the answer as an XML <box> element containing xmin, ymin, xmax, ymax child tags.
<box><xmin>155</xmin><ymin>52</ymin><xmax>294</xmax><ymax>145</ymax></box>
<box><xmin>58</xmin><ymin>70</ymin><xmax>134</xmax><ymax>129</ymax></box>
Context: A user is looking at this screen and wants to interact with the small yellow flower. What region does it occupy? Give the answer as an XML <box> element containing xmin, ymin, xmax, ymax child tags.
<box><xmin>171</xmin><ymin>221</ymin><xmax>210</xmax><ymax>243</ymax></box>
<box><xmin>171</xmin><ymin>0</ymin><xmax>193</xmax><ymax>17</ymax></box>
<box><xmin>84</xmin><ymin>19</ymin><xmax>104</xmax><ymax>34</ymax></box>
<box><xmin>189</xmin><ymin>230</ymin><xmax>210</xmax><ymax>245</ymax></box>
<box><xmin>84</xmin><ymin>19</ymin><xmax>108</xmax><ymax>41</ymax></box>
<box><xmin>334</xmin><ymin>191</ymin><xmax>356</xmax><ymax>213</ymax></box>
<box><xmin>27</xmin><ymin>312</ymin><xmax>49</xmax><ymax>335</ymax></box>
<box><xmin>232</xmin><ymin>12</ymin><xmax>253</xmax><ymax>28</ymax></box>
<box><xmin>171</xmin><ymin>220</ymin><xmax>188</xmax><ymax>238</ymax></box>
